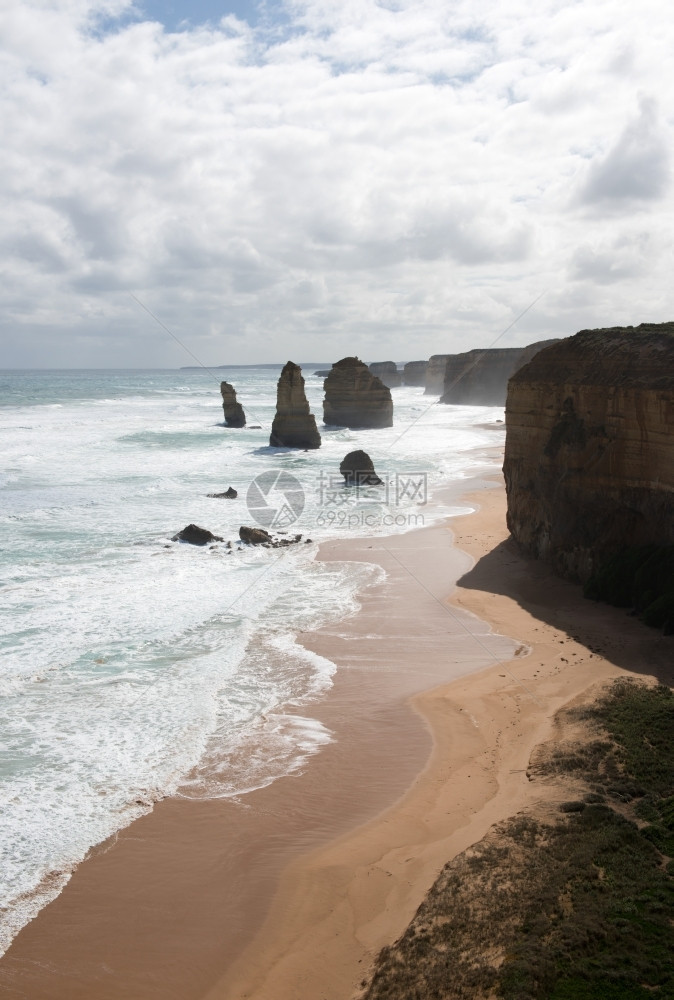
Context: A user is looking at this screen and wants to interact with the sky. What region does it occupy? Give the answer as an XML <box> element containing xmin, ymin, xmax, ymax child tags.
<box><xmin>1</xmin><ymin>0</ymin><xmax>673</xmax><ymax>368</ymax></box>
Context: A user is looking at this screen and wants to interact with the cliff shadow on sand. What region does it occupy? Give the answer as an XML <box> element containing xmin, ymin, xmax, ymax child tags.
<box><xmin>455</xmin><ymin>531</ymin><xmax>674</xmax><ymax>688</ymax></box>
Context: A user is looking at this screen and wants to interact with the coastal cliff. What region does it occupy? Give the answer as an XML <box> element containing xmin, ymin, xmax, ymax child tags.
<box><xmin>323</xmin><ymin>357</ymin><xmax>393</xmax><ymax>428</ymax></box>
<box><xmin>503</xmin><ymin>323</ymin><xmax>674</xmax><ymax>581</ymax></box>
<box><xmin>269</xmin><ymin>362</ymin><xmax>321</xmax><ymax>448</ymax></box>
<box><xmin>403</xmin><ymin>361</ymin><xmax>428</xmax><ymax>386</ymax></box>
<box><xmin>440</xmin><ymin>340</ymin><xmax>559</xmax><ymax>406</ymax></box>
<box><xmin>424</xmin><ymin>354</ymin><xmax>451</xmax><ymax>395</ymax></box>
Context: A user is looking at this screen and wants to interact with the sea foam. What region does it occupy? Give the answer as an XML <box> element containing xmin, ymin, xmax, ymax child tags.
<box><xmin>0</xmin><ymin>367</ymin><xmax>504</xmax><ymax>955</ymax></box>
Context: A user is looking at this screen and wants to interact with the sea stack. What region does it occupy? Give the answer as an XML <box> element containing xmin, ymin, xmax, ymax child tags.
<box><xmin>269</xmin><ymin>362</ymin><xmax>321</xmax><ymax>449</ymax></box>
<box><xmin>220</xmin><ymin>382</ymin><xmax>246</xmax><ymax>427</ymax></box>
<box><xmin>368</xmin><ymin>361</ymin><xmax>402</xmax><ymax>388</ymax></box>
<box><xmin>503</xmin><ymin>322</ymin><xmax>674</xmax><ymax>582</ymax></box>
<box><xmin>323</xmin><ymin>357</ymin><xmax>393</xmax><ymax>429</ymax></box>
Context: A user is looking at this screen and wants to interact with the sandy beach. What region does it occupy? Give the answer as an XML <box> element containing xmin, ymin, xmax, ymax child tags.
<box><xmin>1</xmin><ymin>472</ymin><xmax>671</xmax><ymax>1000</ymax></box>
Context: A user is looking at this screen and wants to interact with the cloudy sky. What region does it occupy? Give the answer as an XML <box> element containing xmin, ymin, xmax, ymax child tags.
<box><xmin>2</xmin><ymin>0</ymin><xmax>673</xmax><ymax>367</ymax></box>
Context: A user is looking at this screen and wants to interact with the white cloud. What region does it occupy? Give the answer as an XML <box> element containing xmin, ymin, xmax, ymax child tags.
<box><xmin>579</xmin><ymin>95</ymin><xmax>670</xmax><ymax>205</ymax></box>
<box><xmin>0</xmin><ymin>0</ymin><xmax>673</xmax><ymax>366</ymax></box>
<box><xmin>569</xmin><ymin>230</ymin><xmax>653</xmax><ymax>284</ymax></box>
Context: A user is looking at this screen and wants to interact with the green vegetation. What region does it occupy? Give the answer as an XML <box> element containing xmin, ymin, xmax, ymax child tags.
<box><xmin>584</xmin><ymin>545</ymin><xmax>674</xmax><ymax>634</ymax></box>
<box><xmin>360</xmin><ymin>682</ymin><xmax>674</xmax><ymax>1000</ymax></box>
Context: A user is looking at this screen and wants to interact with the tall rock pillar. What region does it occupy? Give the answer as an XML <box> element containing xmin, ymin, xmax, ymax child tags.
<box><xmin>270</xmin><ymin>362</ymin><xmax>322</xmax><ymax>449</ymax></box>
<box><xmin>220</xmin><ymin>382</ymin><xmax>246</xmax><ymax>427</ymax></box>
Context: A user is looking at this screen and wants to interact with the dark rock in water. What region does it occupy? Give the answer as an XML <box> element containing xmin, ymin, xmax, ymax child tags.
<box><xmin>172</xmin><ymin>524</ymin><xmax>224</xmax><ymax>545</ymax></box>
<box><xmin>239</xmin><ymin>525</ymin><xmax>273</xmax><ymax>545</ymax></box>
<box><xmin>403</xmin><ymin>360</ymin><xmax>428</xmax><ymax>386</ymax></box>
<box><xmin>323</xmin><ymin>357</ymin><xmax>393</xmax><ymax>428</ymax></box>
<box><xmin>313</xmin><ymin>369</ymin><xmax>331</xmax><ymax>377</ymax></box>
<box><xmin>249</xmin><ymin>425</ymin><xmax>262</xmax><ymax>429</ymax></box>
<box><xmin>277</xmin><ymin>533</ymin><xmax>303</xmax><ymax>547</ymax></box>
<box><xmin>368</xmin><ymin>361</ymin><xmax>402</xmax><ymax>388</ymax></box>
<box><xmin>340</xmin><ymin>450</ymin><xmax>383</xmax><ymax>486</ymax></box>
<box><xmin>238</xmin><ymin>526</ymin><xmax>307</xmax><ymax>548</ymax></box>
<box><xmin>207</xmin><ymin>487</ymin><xmax>238</xmax><ymax>499</ymax></box>
<box><xmin>220</xmin><ymin>382</ymin><xmax>246</xmax><ymax>427</ymax></box>
<box><xmin>269</xmin><ymin>362</ymin><xmax>322</xmax><ymax>449</ymax></box>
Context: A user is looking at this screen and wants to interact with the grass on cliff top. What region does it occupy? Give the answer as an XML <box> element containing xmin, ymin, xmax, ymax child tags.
<box><xmin>359</xmin><ymin>681</ymin><xmax>674</xmax><ymax>1000</ymax></box>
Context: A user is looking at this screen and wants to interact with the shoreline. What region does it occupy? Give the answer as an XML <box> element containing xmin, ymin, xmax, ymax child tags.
<box><xmin>206</xmin><ymin>481</ymin><xmax>673</xmax><ymax>1000</ymax></box>
<box><xmin>1</xmin><ymin>472</ymin><xmax>670</xmax><ymax>999</ymax></box>
<box><xmin>0</xmin><ymin>470</ymin><xmax>513</xmax><ymax>999</ymax></box>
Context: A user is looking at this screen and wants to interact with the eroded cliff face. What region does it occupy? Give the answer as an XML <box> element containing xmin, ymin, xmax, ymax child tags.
<box><xmin>441</xmin><ymin>348</ymin><xmax>523</xmax><ymax>405</ymax></box>
<box><xmin>403</xmin><ymin>361</ymin><xmax>428</xmax><ymax>386</ymax></box>
<box><xmin>424</xmin><ymin>355</ymin><xmax>451</xmax><ymax>394</ymax></box>
<box><xmin>323</xmin><ymin>357</ymin><xmax>393</xmax><ymax>428</ymax></box>
<box><xmin>503</xmin><ymin>324</ymin><xmax>674</xmax><ymax>581</ymax></box>
<box><xmin>269</xmin><ymin>362</ymin><xmax>321</xmax><ymax>448</ymax></box>
<box><xmin>440</xmin><ymin>340</ymin><xmax>559</xmax><ymax>406</ymax></box>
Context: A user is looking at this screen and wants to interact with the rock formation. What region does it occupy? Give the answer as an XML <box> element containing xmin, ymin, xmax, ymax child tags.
<box><xmin>269</xmin><ymin>362</ymin><xmax>321</xmax><ymax>449</ymax></box>
<box><xmin>313</xmin><ymin>369</ymin><xmax>331</xmax><ymax>377</ymax></box>
<box><xmin>339</xmin><ymin>450</ymin><xmax>383</xmax><ymax>487</ymax></box>
<box><xmin>368</xmin><ymin>361</ymin><xmax>402</xmax><ymax>388</ymax></box>
<box><xmin>323</xmin><ymin>357</ymin><xmax>393</xmax><ymax>429</ymax></box>
<box><xmin>440</xmin><ymin>340</ymin><xmax>559</xmax><ymax>406</ymax></box>
<box><xmin>503</xmin><ymin>323</ymin><xmax>674</xmax><ymax>582</ymax></box>
<box><xmin>172</xmin><ymin>524</ymin><xmax>224</xmax><ymax>545</ymax></box>
<box><xmin>207</xmin><ymin>487</ymin><xmax>237</xmax><ymax>499</ymax></box>
<box><xmin>239</xmin><ymin>526</ymin><xmax>273</xmax><ymax>545</ymax></box>
<box><xmin>403</xmin><ymin>361</ymin><xmax>428</xmax><ymax>386</ymax></box>
<box><xmin>424</xmin><ymin>355</ymin><xmax>452</xmax><ymax>394</ymax></box>
<box><xmin>239</xmin><ymin>526</ymin><xmax>305</xmax><ymax>548</ymax></box>
<box><xmin>220</xmin><ymin>382</ymin><xmax>246</xmax><ymax>427</ymax></box>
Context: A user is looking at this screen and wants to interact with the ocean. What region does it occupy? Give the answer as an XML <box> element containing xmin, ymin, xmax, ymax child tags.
<box><xmin>0</xmin><ymin>366</ymin><xmax>505</xmax><ymax>955</ymax></box>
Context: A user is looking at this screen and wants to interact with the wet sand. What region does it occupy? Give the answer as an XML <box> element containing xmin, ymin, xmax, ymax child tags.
<box><xmin>0</xmin><ymin>475</ymin><xmax>513</xmax><ymax>1000</ymax></box>
<box><xmin>3</xmin><ymin>473</ymin><xmax>670</xmax><ymax>1000</ymax></box>
<box><xmin>207</xmin><ymin>482</ymin><xmax>673</xmax><ymax>1000</ymax></box>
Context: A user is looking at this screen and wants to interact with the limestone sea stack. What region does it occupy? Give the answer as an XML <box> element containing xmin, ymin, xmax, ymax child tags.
<box><xmin>368</xmin><ymin>361</ymin><xmax>402</xmax><ymax>388</ymax></box>
<box><xmin>269</xmin><ymin>361</ymin><xmax>321</xmax><ymax>449</ymax></box>
<box><xmin>403</xmin><ymin>361</ymin><xmax>428</xmax><ymax>386</ymax></box>
<box><xmin>503</xmin><ymin>322</ymin><xmax>674</xmax><ymax>582</ymax></box>
<box><xmin>323</xmin><ymin>357</ymin><xmax>393</xmax><ymax>429</ymax></box>
<box><xmin>440</xmin><ymin>340</ymin><xmax>559</xmax><ymax>406</ymax></box>
<box><xmin>220</xmin><ymin>382</ymin><xmax>246</xmax><ymax>427</ymax></box>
